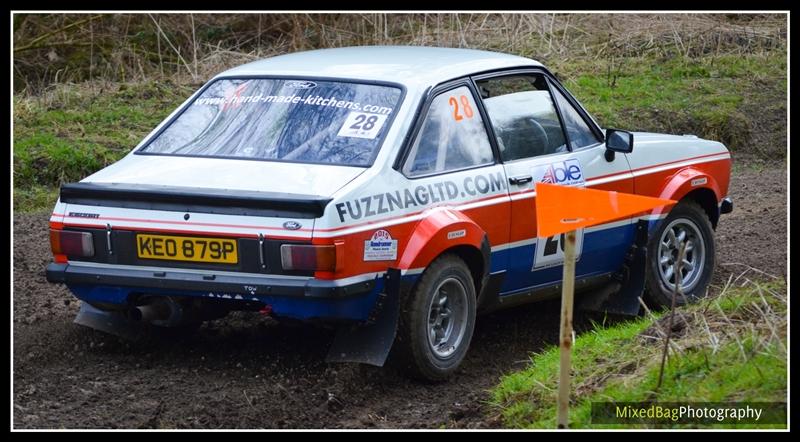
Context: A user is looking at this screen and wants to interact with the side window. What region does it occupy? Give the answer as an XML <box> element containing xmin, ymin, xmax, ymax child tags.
<box><xmin>403</xmin><ymin>86</ymin><xmax>494</xmax><ymax>177</ymax></box>
<box><xmin>551</xmin><ymin>85</ymin><xmax>601</xmax><ymax>150</ymax></box>
<box><xmin>477</xmin><ymin>74</ymin><xmax>567</xmax><ymax>161</ymax></box>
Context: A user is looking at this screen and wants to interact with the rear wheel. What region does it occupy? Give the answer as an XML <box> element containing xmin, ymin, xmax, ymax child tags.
<box><xmin>644</xmin><ymin>200</ymin><xmax>715</xmax><ymax>307</ymax></box>
<box><xmin>391</xmin><ymin>254</ymin><xmax>476</xmax><ymax>381</ymax></box>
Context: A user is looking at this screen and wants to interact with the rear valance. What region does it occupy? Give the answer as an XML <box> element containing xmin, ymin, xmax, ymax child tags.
<box><xmin>60</xmin><ymin>182</ymin><xmax>331</xmax><ymax>218</ymax></box>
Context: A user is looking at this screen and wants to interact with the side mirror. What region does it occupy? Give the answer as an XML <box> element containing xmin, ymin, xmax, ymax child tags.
<box><xmin>604</xmin><ymin>129</ymin><xmax>634</xmax><ymax>161</ymax></box>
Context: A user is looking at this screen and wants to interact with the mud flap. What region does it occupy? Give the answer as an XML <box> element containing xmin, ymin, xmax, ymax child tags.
<box><xmin>325</xmin><ymin>268</ymin><xmax>401</xmax><ymax>366</ymax></box>
<box><xmin>578</xmin><ymin>220</ymin><xmax>649</xmax><ymax>316</ymax></box>
<box><xmin>74</xmin><ymin>302</ymin><xmax>147</xmax><ymax>341</ymax></box>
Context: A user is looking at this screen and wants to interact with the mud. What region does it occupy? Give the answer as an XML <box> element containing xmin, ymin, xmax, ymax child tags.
<box><xmin>12</xmin><ymin>161</ymin><xmax>787</xmax><ymax>428</ymax></box>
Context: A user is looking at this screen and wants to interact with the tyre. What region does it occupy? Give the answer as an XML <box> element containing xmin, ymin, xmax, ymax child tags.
<box><xmin>644</xmin><ymin>200</ymin><xmax>715</xmax><ymax>308</ymax></box>
<box><xmin>391</xmin><ymin>254</ymin><xmax>477</xmax><ymax>381</ymax></box>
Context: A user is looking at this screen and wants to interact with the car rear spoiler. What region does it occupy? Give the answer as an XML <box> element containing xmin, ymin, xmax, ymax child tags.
<box><xmin>60</xmin><ymin>182</ymin><xmax>332</xmax><ymax>218</ymax></box>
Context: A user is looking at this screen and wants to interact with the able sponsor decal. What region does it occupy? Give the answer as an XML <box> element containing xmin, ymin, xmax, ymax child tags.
<box><xmin>530</xmin><ymin>158</ymin><xmax>586</xmax><ymax>269</ymax></box>
<box><xmin>364</xmin><ymin>230</ymin><xmax>398</xmax><ymax>261</ymax></box>
<box><xmin>335</xmin><ymin>171</ymin><xmax>507</xmax><ymax>223</ymax></box>
<box><xmin>533</xmin><ymin>158</ymin><xmax>584</xmax><ymax>186</ymax></box>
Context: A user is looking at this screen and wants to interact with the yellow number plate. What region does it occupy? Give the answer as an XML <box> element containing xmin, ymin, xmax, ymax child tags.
<box><xmin>136</xmin><ymin>234</ymin><xmax>238</xmax><ymax>264</ymax></box>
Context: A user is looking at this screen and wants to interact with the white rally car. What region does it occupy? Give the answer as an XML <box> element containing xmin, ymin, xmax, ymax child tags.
<box><xmin>47</xmin><ymin>47</ymin><xmax>732</xmax><ymax>380</ymax></box>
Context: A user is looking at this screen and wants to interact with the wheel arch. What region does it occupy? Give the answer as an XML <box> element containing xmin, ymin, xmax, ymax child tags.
<box><xmin>681</xmin><ymin>188</ymin><xmax>720</xmax><ymax>228</ymax></box>
<box><xmin>436</xmin><ymin>241</ymin><xmax>490</xmax><ymax>301</ymax></box>
<box><xmin>650</xmin><ymin>166</ymin><xmax>723</xmax><ymax>229</ymax></box>
<box><xmin>397</xmin><ymin>207</ymin><xmax>490</xmax><ymax>297</ymax></box>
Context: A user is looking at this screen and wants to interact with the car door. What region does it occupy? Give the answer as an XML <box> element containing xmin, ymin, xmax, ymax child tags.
<box><xmin>473</xmin><ymin>71</ymin><xmax>635</xmax><ymax>294</ymax></box>
<box><xmin>400</xmin><ymin>80</ymin><xmax>511</xmax><ymax>273</ymax></box>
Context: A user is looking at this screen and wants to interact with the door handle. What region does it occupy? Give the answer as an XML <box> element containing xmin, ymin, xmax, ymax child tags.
<box><xmin>509</xmin><ymin>175</ymin><xmax>533</xmax><ymax>185</ymax></box>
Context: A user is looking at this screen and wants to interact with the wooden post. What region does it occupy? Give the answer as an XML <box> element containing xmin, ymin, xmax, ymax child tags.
<box><xmin>557</xmin><ymin>229</ymin><xmax>577</xmax><ymax>429</ymax></box>
<box><xmin>534</xmin><ymin>182</ymin><xmax>675</xmax><ymax>429</ymax></box>
<box><xmin>656</xmin><ymin>241</ymin><xmax>686</xmax><ymax>390</ymax></box>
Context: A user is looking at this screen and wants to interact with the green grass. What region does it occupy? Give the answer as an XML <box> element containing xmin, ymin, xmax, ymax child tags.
<box><xmin>12</xmin><ymin>53</ymin><xmax>786</xmax><ymax>212</ymax></box>
<box><xmin>13</xmin><ymin>185</ymin><xmax>59</xmax><ymax>213</ymax></box>
<box><xmin>12</xmin><ymin>80</ymin><xmax>195</xmax><ymax>211</ymax></box>
<box><xmin>491</xmin><ymin>279</ymin><xmax>787</xmax><ymax>429</ymax></box>
<box><xmin>548</xmin><ymin>53</ymin><xmax>787</xmax><ymax>155</ymax></box>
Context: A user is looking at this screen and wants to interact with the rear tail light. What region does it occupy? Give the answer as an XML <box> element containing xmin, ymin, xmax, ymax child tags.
<box><xmin>50</xmin><ymin>230</ymin><xmax>95</xmax><ymax>259</ymax></box>
<box><xmin>280</xmin><ymin>244</ymin><xmax>336</xmax><ymax>272</ymax></box>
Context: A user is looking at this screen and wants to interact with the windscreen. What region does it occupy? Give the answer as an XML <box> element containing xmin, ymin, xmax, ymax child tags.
<box><xmin>140</xmin><ymin>78</ymin><xmax>402</xmax><ymax>166</ymax></box>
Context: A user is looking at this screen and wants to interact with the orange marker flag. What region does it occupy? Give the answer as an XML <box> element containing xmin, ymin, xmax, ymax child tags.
<box><xmin>535</xmin><ymin>182</ymin><xmax>676</xmax><ymax>238</ymax></box>
<box><xmin>538</xmin><ymin>181</ymin><xmax>676</xmax><ymax>429</ymax></box>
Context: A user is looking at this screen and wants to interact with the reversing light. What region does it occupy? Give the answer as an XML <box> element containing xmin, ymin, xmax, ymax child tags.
<box><xmin>280</xmin><ymin>244</ymin><xmax>336</xmax><ymax>272</ymax></box>
<box><xmin>50</xmin><ymin>229</ymin><xmax>95</xmax><ymax>259</ymax></box>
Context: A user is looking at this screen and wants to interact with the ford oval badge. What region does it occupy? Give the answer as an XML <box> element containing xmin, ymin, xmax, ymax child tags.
<box><xmin>285</xmin><ymin>80</ymin><xmax>317</xmax><ymax>89</ymax></box>
<box><xmin>283</xmin><ymin>221</ymin><xmax>302</xmax><ymax>230</ymax></box>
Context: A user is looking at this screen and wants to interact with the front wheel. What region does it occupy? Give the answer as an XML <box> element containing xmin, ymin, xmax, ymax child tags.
<box><xmin>391</xmin><ymin>254</ymin><xmax>476</xmax><ymax>381</ymax></box>
<box><xmin>644</xmin><ymin>200</ymin><xmax>716</xmax><ymax>307</ymax></box>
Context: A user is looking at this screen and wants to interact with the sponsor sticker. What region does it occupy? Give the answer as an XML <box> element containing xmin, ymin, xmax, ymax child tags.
<box><xmin>334</xmin><ymin>171</ymin><xmax>507</xmax><ymax>223</ymax></box>
<box><xmin>193</xmin><ymin>89</ymin><xmax>394</xmax><ymax>116</ymax></box>
<box><xmin>337</xmin><ymin>111</ymin><xmax>388</xmax><ymax>139</ymax></box>
<box><xmin>691</xmin><ymin>177</ymin><xmax>708</xmax><ymax>187</ymax></box>
<box><xmin>364</xmin><ymin>229</ymin><xmax>398</xmax><ymax>261</ymax></box>
<box><xmin>533</xmin><ymin>158</ymin><xmax>584</xmax><ymax>186</ymax></box>
<box><xmin>447</xmin><ymin>229</ymin><xmax>466</xmax><ymax>240</ymax></box>
<box><xmin>531</xmin><ymin>160</ymin><xmax>585</xmax><ymax>269</ymax></box>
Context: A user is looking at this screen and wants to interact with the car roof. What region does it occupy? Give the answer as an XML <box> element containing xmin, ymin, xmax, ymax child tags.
<box><xmin>216</xmin><ymin>46</ymin><xmax>543</xmax><ymax>88</ymax></box>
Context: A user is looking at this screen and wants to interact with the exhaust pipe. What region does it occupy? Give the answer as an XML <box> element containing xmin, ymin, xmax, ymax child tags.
<box><xmin>129</xmin><ymin>297</ymin><xmax>184</xmax><ymax>327</ymax></box>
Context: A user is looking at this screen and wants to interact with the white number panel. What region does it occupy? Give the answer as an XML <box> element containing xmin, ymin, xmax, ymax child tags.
<box><xmin>532</xmin><ymin>228</ymin><xmax>584</xmax><ymax>269</ymax></box>
<box><xmin>337</xmin><ymin>112</ymin><xmax>388</xmax><ymax>139</ymax></box>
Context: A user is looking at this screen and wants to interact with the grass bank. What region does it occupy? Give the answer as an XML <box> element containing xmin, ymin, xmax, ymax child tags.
<box><xmin>551</xmin><ymin>53</ymin><xmax>786</xmax><ymax>158</ymax></box>
<box><xmin>490</xmin><ymin>275</ymin><xmax>787</xmax><ymax>429</ymax></box>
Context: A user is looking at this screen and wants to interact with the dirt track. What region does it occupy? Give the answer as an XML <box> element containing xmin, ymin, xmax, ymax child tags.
<box><xmin>12</xmin><ymin>161</ymin><xmax>787</xmax><ymax>429</ymax></box>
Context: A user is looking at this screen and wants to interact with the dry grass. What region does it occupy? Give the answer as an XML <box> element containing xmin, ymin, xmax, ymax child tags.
<box><xmin>638</xmin><ymin>269</ymin><xmax>787</xmax><ymax>363</ymax></box>
<box><xmin>13</xmin><ymin>13</ymin><xmax>787</xmax><ymax>93</ymax></box>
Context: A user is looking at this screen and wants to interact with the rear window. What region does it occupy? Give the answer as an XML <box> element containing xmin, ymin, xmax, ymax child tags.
<box><xmin>139</xmin><ymin>78</ymin><xmax>402</xmax><ymax>167</ymax></box>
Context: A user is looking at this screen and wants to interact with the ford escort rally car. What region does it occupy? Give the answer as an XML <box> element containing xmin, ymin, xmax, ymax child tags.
<box><xmin>46</xmin><ymin>46</ymin><xmax>733</xmax><ymax>380</ymax></box>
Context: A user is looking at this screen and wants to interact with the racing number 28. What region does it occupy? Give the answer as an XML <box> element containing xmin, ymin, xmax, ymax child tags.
<box><xmin>349</xmin><ymin>114</ymin><xmax>379</xmax><ymax>130</ymax></box>
<box><xmin>449</xmin><ymin>95</ymin><xmax>474</xmax><ymax>121</ymax></box>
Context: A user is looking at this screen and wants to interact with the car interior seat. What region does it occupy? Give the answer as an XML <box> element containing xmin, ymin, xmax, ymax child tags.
<box><xmin>500</xmin><ymin>117</ymin><xmax>548</xmax><ymax>160</ymax></box>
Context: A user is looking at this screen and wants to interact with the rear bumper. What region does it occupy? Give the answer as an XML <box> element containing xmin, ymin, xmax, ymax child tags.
<box><xmin>46</xmin><ymin>262</ymin><xmax>388</xmax><ymax>321</ymax></box>
<box><xmin>46</xmin><ymin>262</ymin><xmax>376</xmax><ymax>299</ymax></box>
